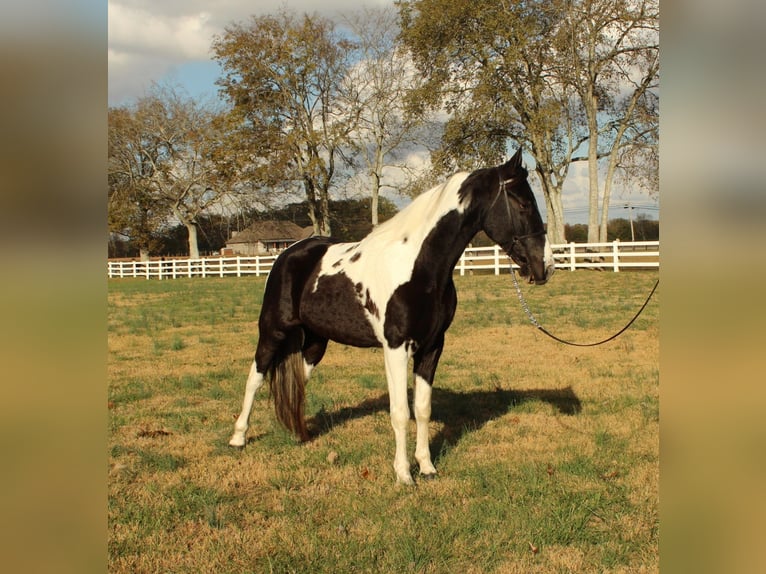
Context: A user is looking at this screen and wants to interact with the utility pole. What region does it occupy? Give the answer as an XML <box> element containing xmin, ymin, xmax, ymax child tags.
<box><xmin>624</xmin><ymin>203</ymin><xmax>635</xmax><ymax>242</ymax></box>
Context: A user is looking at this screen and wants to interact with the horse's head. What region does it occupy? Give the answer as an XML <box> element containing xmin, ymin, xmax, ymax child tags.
<box><xmin>481</xmin><ymin>149</ymin><xmax>555</xmax><ymax>285</ymax></box>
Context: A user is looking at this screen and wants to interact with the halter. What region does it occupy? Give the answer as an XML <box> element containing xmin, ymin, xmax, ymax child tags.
<box><xmin>490</xmin><ymin>173</ymin><xmax>546</xmax><ymax>248</ymax></box>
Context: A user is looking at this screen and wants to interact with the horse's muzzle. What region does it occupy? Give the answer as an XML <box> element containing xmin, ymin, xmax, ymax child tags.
<box><xmin>530</xmin><ymin>263</ymin><xmax>555</xmax><ymax>285</ymax></box>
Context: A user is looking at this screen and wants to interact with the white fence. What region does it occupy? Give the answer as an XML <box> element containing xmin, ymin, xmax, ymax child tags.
<box><xmin>108</xmin><ymin>240</ymin><xmax>659</xmax><ymax>280</ymax></box>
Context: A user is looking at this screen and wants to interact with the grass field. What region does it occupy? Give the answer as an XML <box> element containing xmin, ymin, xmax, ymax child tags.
<box><xmin>108</xmin><ymin>270</ymin><xmax>659</xmax><ymax>573</ymax></box>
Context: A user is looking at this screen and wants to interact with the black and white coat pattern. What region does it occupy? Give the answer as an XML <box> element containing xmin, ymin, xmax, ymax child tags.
<box><xmin>229</xmin><ymin>149</ymin><xmax>555</xmax><ymax>484</ymax></box>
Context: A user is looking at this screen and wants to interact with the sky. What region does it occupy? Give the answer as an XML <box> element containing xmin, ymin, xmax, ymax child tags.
<box><xmin>108</xmin><ymin>0</ymin><xmax>392</xmax><ymax>106</ymax></box>
<box><xmin>108</xmin><ymin>0</ymin><xmax>658</xmax><ymax>225</ymax></box>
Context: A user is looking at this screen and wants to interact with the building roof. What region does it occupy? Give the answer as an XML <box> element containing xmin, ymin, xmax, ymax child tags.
<box><xmin>227</xmin><ymin>220</ymin><xmax>309</xmax><ymax>244</ymax></box>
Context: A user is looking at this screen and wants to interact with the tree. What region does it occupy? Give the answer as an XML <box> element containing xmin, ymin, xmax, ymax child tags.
<box><xmin>397</xmin><ymin>0</ymin><xmax>582</xmax><ymax>244</ymax></box>
<box><xmin>212</xmin><ymin>10</ymin><xmax>358</xmax><ymax>236</ymax></box>
<box><xmin>108</xmin><ymin>106</ymin><xmax>169</xmax><ymax>260</ymax></box>
<box><xmin>108</xmin><ymin>86</ymin><xmax>232</xmax><ymax>259</ymax></box>
<box><xmin>558</xmin><ymin>0</ymin><xmax>659</xmax><ymax>242</ymax></box>
<box><xmin>342</xmin><ymin>6</ymin><xmax>438</xmax><ymax>226</ymax></box>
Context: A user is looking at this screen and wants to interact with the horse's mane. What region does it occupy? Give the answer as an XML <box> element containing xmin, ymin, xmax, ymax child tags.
<box><xmin>360</xmin><ymin>171</ymin><xmax>470</xmax><ymax>249</ymax></box>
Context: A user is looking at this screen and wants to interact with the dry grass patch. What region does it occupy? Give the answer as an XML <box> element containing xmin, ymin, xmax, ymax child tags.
<box><xmin>109</xmin><ymin>271</ymin><xmax>658</xmax><ymax>572</ymax></box>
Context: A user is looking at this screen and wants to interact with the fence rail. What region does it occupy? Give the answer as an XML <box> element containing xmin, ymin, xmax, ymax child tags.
<box><xmin>108</xmin><ymin>240</ymin><xmax>659</xmax><ymax>280</ymax></box>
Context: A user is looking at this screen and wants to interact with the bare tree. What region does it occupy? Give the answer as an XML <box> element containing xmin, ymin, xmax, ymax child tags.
<box><xmin>108</xmin><ymin>105</ymin><xmax>170</xmax><ymax>260</ymax></box>
<box><xmin>614</xmin><ymin>89</ymin><xmax>659</xmax><ymax>197</ymax></box>
<box><xmin>559</xmin><ymin>0</ymin><xmax>659</xmax><ymax>242</ymax></box>
<box><xmin>108</xmin><ymin>86</ymin><xmax>232</xmax><ymax>258</ymax></box>
<box><xmin>212</xmin><ymin>10</ymin><xmax>357</xmax><ymax>236</ymax></box>
<box><xmin>342</xmin><ymin>6</ymin><xmax>437</xmax><ymax>226</ymax></box>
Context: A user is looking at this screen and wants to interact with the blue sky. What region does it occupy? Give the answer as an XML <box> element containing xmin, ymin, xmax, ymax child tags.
<box><xmin>108</xmin><ymin>0</ymin><xmax>658</xmax><ymax>225</ymax></box>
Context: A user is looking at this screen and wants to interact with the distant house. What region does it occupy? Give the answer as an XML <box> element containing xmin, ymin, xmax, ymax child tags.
<box><xmin>222</xmin><ymin>220</ymin><xmax>313</xmax><ymax>256</ymax></box>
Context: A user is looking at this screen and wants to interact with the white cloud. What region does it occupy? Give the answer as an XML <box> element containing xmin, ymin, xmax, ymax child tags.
<box><xmin>109</xmin><ymin>4</ymin><xmax>213</xmax><ymax>60</ymax></box>
<box><xmin>108</xmin><ymin>0</ymin><xmax>393</xmax><ymax>104</ymax></box>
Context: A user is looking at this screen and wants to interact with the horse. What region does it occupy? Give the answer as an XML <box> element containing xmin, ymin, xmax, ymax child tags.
<box><xmin>229</xmin><ymin>148</ymin><xmax>555</xmax><ymax>484</ymax></box>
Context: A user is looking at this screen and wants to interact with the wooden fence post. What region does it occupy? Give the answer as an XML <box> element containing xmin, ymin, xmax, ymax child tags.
<box><xmin>569</xmin><ymin>242</ymin><xmax>576</xmax><ymax>271</ymax></box>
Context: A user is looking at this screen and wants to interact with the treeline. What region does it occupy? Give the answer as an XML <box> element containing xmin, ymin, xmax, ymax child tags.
<box><xmin>108</xmin><ymin>197</ymin><xmax>399</xmax><ymax>258</ymax></box>
<box><xmin>564</xmin><ymin>216</ymin><xmax>659</xmax><ymax>243</ymax></box>
<box><xmin>109</xmin><ymin>208</ymin><xmax>658</xmax><ymax>258</ymax></box>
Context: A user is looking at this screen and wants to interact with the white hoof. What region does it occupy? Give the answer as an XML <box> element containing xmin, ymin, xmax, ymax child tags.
<box><xmin>418</xmin><ymin>460</ymin><xmax>437</xmax><ymax>476</ymax></box>
<box><xmin>395</xmin><ymin>469</ymin><xmax>415</xmax><ymax>485</ymax></box>
<box><xmin>228</xmin><ymin>434</ymin><xmax>246</xmax><ymax>448</ymax></box>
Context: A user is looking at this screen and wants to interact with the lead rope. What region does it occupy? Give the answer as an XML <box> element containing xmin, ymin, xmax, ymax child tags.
<box><xmin>509</xmin><ymin>263</ymin><xmax>659</xmax><ymax>347</ymax></box>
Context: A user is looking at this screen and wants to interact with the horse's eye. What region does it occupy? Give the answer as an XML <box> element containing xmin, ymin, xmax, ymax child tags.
<box><xmin>511</xmin><ymin>201</ymin><xmax>530</xmax><ymax>214</ymax></box>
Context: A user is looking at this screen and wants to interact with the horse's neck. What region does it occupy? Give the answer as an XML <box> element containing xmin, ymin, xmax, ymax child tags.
<box><xmin>444</xmin><ymin>215</ymin><xmax>483</xmax><ymax>270</ymax></box>
<box><xmin>414</xmin><ymin>206</ymin><xmax>483</xmax><ymax>286</ymax></box>
<box><xmin>358</xmin><ymin>175</ymin><xmax>483</xmax><ymax>283</ymax></box>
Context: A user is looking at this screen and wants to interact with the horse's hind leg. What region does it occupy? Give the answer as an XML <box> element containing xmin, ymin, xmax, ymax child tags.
<box><xmin>301</xmin><ymin>329</ymin><xmax>328</xmax><ymax>380</ymax></box>
<box><xmin>229</xmin><ymin>361</ymin><xmax>264</xmax><ymax>447</ymax></box>
<box><xmin>229</xmin><ymin>328</ymin><xmax>325</xmax><ymax>446</ymax></box>
<box><xmin>228</xmin><ymin>337</ymin><xmax>278</xmax><ymax>447</ymax></box>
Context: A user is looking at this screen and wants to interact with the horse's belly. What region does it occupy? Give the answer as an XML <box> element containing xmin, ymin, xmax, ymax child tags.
<box><xmin>300</xmin><ymin>273</ymin><xmax>382</xmax><ymax>348</ymax></box>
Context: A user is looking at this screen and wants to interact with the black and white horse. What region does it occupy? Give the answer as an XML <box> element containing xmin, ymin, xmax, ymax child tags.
<box><xmin>229</xmin><ymin>149</ymin><xmax>555</xmax><ymax>484</ymax></box>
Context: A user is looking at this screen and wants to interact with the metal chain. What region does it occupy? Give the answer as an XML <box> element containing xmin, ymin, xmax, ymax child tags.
<box><xmin>510</xmin><ymin>263</ymin><xmax>542</xmax><ymax>329</ymax></box>
<box><xmin>509</xmin><ymin>261</ymin><xmax>659</xmax><ymax>347</ymax></box>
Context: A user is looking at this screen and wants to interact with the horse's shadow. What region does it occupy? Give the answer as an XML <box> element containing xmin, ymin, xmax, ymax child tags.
<box><xmin>307</xmin><ymin>385</ymin><xmax>581</xmax><ymax>462</ymax></box>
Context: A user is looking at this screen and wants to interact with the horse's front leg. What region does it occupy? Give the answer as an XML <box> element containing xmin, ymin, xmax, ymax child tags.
<box><xmin>413</xmin><ymin>339</ymin><xmax>444</xmax><ymax>478</ymax></box>
<box><xmin>414</xmin><ymin>375</ymin><xmax>437</xmax><ymax>478</ymax></box>
<box><xmin>384</xmin><ymin>345</ymin><xmax>413</xmax><ymax>485</ymax></box>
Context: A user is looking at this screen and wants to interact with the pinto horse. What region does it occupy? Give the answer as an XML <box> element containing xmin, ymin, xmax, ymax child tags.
<box><xmin>229</xmin><ymin>149</ymin><xmax>555</xmax><ymax>484</ymax></box>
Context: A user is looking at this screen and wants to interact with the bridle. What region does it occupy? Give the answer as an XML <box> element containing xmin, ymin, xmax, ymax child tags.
<box><xmin>490</xmin><ymin>172</ymin><xmax>546</xmax><ymax>252</ymax></box>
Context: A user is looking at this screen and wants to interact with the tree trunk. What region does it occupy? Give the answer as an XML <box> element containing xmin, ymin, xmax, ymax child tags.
<box><xmin>586</xmin><ymin>92</ymin><xmax>601</xmax><ymax>244</ymax></box>
<box><xmin>370</xmin><ymin>168</ymin><xmax>381</xmax><ymax>228</ymax></box>
<box><xmin>171</xmin><ymin>202</ymin><xmax>201</xmax><ymax>258</ymax></box>
<box><xmin>371</xmin><ymin>145</ymin><xmax>385</xmax><ymax>227</ymax></box>
<box><xmin>318</xmin><ymin>188</ymin><xmax>332</xmax><ymax>236</ymax></box>
<box><xmin>586</xmin><ymin>93</ymin><xmax>599</xmax><ymax>243</ymax></box>
<box><xmin>536</xmin><ymin>168</ymin><xmax>566</xmax><ymax>244</ymax></box>
<box><xmin>186</xmin><ymin>222</ymin><xmax>200</xmax><ymax>259</ymax></box>
<box><xmin>599</xmin><ymin>152</ymin><xmax>620</xmax><ymax>242</ymax></box>
<box><xmin>304</xmin><ymin>178</ymin><xmax>321</xmax><ymax>236</ymax></box>
<box><xmin>139</xmin><ymin>247</ymin><xmax>150</xmax><ymax>262</ymax></box>
<box><xmin>371</xmin><ymin>185</ymin><xmax>379</xmax><ymax>227</ymax></box>
<box><xmin>545</xmin><ymin>195</ymin><xmax>566</xmax><ymax>245</ymax></box>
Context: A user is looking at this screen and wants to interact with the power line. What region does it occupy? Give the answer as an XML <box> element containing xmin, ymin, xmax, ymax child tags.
<box><xmin>562</xmin><ymin>205</ymin><xmax>658</xmax><ymax>213</ymax></box>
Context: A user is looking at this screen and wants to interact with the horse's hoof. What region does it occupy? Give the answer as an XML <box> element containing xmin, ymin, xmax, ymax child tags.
<box><xmin>420</xmin><ymin>472</ymin><xmax>437</xmax><ymax>481</ymax></box>
<box><xmin>228</xmin><ymin>437</ymin><xmax>246</xmax><ymax>448</ymax></box>
<box><xmin>396</xmin><ymin>474</ymin><xmax>415</xmax><ymax>486</ymax></box>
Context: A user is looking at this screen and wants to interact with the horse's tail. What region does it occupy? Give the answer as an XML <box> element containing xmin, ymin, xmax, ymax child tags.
<box><xmin>268</xmin><ymin>329</ymin><xmax>309</xmax><ymax>442</ymax></box>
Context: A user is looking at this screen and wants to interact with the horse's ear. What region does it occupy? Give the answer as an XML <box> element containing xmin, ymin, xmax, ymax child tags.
<box><xmin>509</xmin><ymin>148</ymin><xmax>523</xmax><ymax>170</ymax></box>
<box><xmin>500</xmin><ymin>148</ymin><xmax>524</xmax><ymax>177</ymax></box>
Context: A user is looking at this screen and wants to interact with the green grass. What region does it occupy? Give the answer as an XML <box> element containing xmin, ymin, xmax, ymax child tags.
<box><xmin>109</xmin><ymin>271</ymin><xmax>659</xmax><ymax>573</ymax></box>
